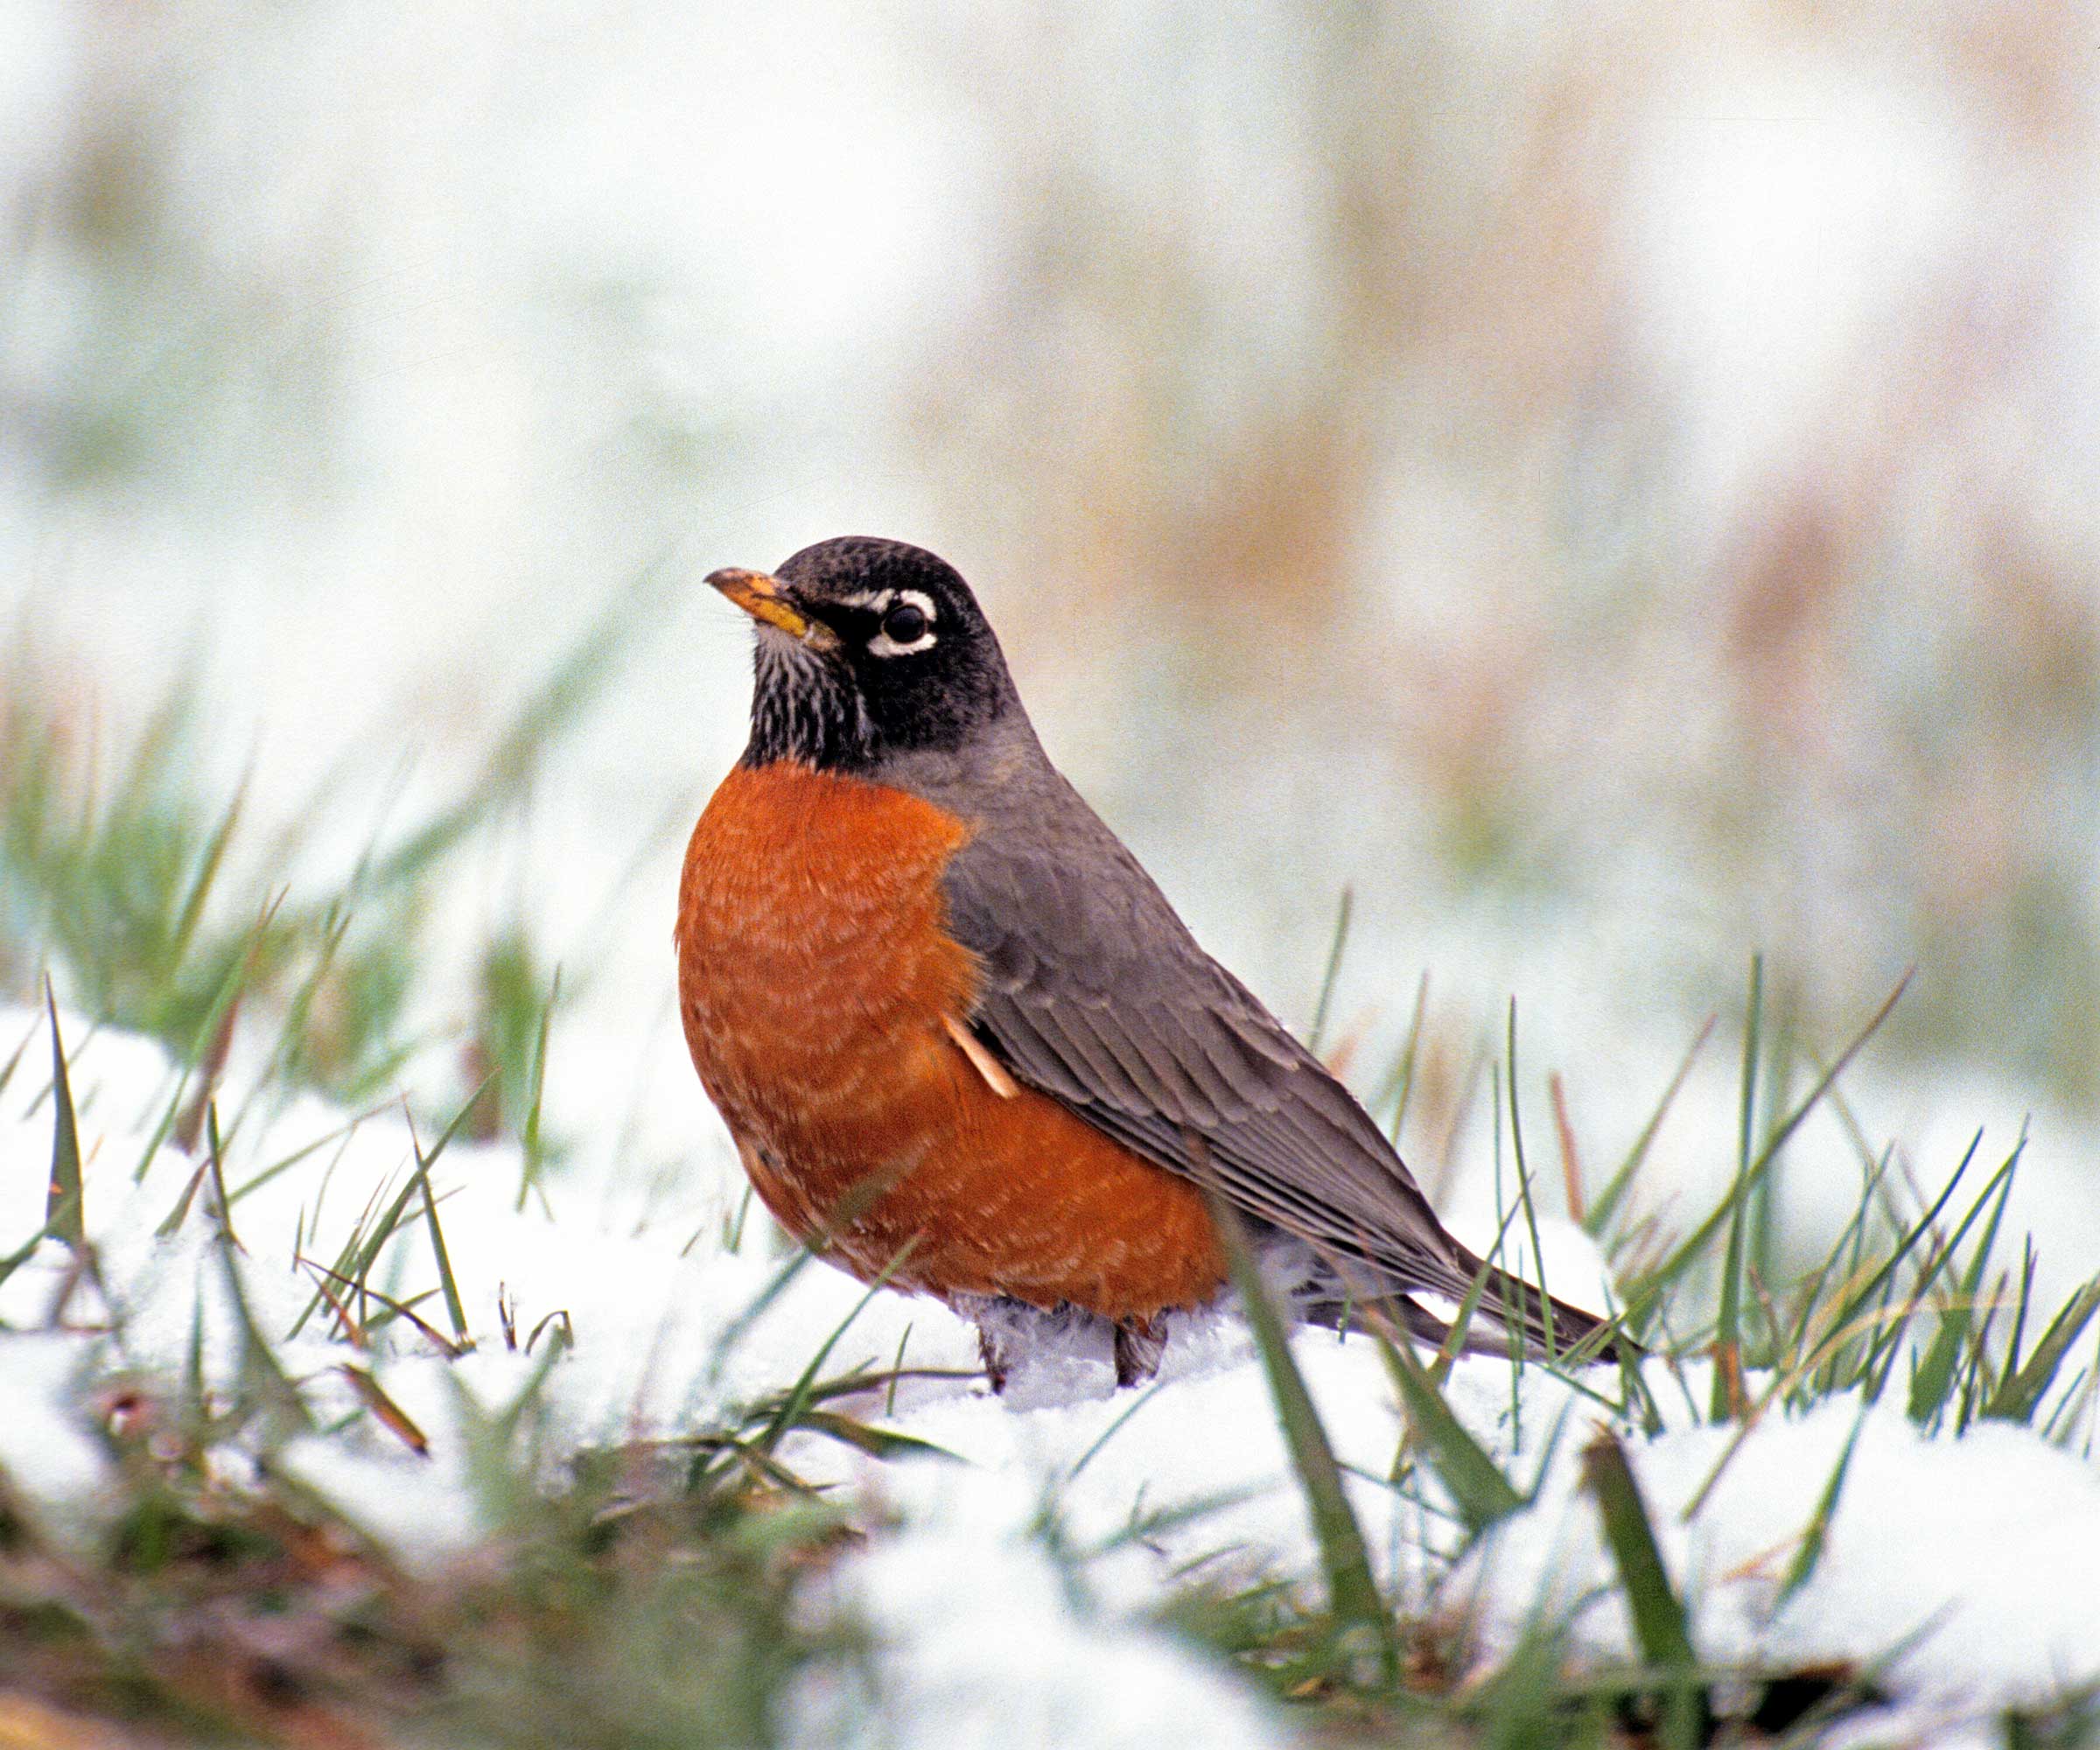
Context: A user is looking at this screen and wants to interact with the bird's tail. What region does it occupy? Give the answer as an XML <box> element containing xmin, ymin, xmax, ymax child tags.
<box><xmin>1427</xmin><ymin>1239</ymin><xmax>1631</xmax><ymax>1364</ymax></box>
<box><xmin>1271</xmin><ymin>1224</ymin><xmax>1634</xmax><ymax>1365</ymax></box>
<box><xmin>1306</xmin><ymin>1254</ymin><xmax>1631</xmax><ymax>1365</ymax></box>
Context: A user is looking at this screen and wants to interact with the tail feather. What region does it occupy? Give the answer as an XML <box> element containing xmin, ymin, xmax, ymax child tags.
<box><xmin>1292</xmin><ymin>1247</ymin><xmax>1631</xmax><ymax>1364</ymax></box>
<box><xmin>1460</xmin><ymin>1274</ymin><xmax>1628</xmax><ymax>1363</ymax></box>
<box><xmin>1257</xmin><ymin>1222</ymin><xmax>1634</xmax><ymax>1364</ymax></box>
<box><xmin>1325</xmin><ymin>1284</ymin><xmax>1629</xmax><ymax>1365</ymax></box>
<box><xmin>1433</xmin><ymin>1236</ymin><xmax>1631</xmax><ymax>1363</ymax></box>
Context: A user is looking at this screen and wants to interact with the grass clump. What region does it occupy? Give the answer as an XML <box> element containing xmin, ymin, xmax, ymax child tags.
<box><xmin>1156</xmin><ymin>959</ymin><xmax>2100</xmax><ymax>1746</ymax></box>
<box><xmin>0</xmin><ymin>595</ymin><xmax>641</xmax><ymax>1149</ymax></box>
<box><xmin>0</xmin><ymin>1361</ymin><xmax>871</xmax><ymax>1746</ymax></box>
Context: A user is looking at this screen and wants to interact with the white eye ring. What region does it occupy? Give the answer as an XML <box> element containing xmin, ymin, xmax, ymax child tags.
<box><xmin>867</xmin><ymin>589</ymin><xmax>938</xmax><ymax>658</ymax></box>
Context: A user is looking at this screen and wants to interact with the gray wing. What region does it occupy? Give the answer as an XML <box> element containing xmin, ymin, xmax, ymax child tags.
<box><xmin>937</xmin><ymin>771</ymin><xmax>1482</xmax><ymax>1313</ymax></box>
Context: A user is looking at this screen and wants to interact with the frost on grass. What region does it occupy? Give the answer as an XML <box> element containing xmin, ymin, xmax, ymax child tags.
<box><xmin>5</xmin><ymin>1001</ymin><xmax>2100</xmax><ymax>1746</ymax></box>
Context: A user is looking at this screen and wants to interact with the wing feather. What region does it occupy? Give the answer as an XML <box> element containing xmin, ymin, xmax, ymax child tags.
<box><xmin>939</xmin><ymin>787</ymin><xmax>1478</xmax><ymax>1310</ymax></box>
<box><xmin>875</xmin><ymin>689</ymin><xmax>1614</xmax><ymax>1356</ymax></box>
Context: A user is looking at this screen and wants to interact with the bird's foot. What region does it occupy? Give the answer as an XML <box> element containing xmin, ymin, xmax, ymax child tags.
<box><xmin>976</xmin><ymin>1322</ymin><xmax>1010</xmax><ymax>1395</ymax></box>
<box><xmin>963</xmin><ymin>1296</ymin><xmax>1161</xmax><ymax>1402</ymax></box>
<box><xmin>1111</xmin><ymin>1316</ymin><xmax>1166</xmax><ymax>1387</ymax></box>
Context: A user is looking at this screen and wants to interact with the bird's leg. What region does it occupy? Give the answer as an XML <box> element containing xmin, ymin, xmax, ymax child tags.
<box><xmin>1112</xmin><ymin>1316</ymin><xmax>1166</xmax><ymax>1388</ymax></box>
<box><xmin>976</xmin><ymin>1321</ymin><xmax>1011</xmax><ymax>1395</ymax></box>
<box><xmin>970</xmin><ymin>1296</ymin><xmax>1137</xmax><ymax>1395</ymax></box>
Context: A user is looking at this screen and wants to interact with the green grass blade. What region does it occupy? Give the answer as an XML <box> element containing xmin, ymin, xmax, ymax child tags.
<box><xmin>1987</xmin><ymin>1280</ymin><xmax>2100</xmax><ymax>1425</ymax></box>
<box><xmin>1998</xmin><ymin>1241</ymin><xmax>2038</xmax><ymax>1392</ymax></box>
<box><xmin>216</xmin><ymin>1211</ymin><xmax>314</xmax><ymax>1444</ymax></box>
<box><xmin>206</xmin><ymin>1103</ymin><xmax>240</xmax><ymax>1250</ymax></box>
<box><xmin>1816</xmin><ymin>1134</ymin><xmax>1984</xmax><ymax>1392</ymax></box>
<box><xmin>1779</xmin><ymin>1403</ymin><xmax>1868</xmax><ymax>1604</ymax></box>
<box><xmin>1374</xmin><ymin>970</ymin><xmax>1431</xmax><ymax>1144</ymax></box>
<box><xmin>1855</xmin><ymin>1139</ymin><xmax>2017</xmax><ymax>1399</ymax></box>
<box><xmin>1908</xmin><ymin>1155</ymin><xmax>2017</xmax><ymax>1424</ymax></box>
<box><xmin>1506</xmin><ymin>1003</ymin><xmax>1556</xmax><ymax>1362</ymax></box>
<box><xmin>1582</xmin><ymin>1432</ymin><xmax>1696</xmax><ymax>1668</ymax></box>
<box><xmin>43</xmin><ymin>980</ymin><xmax>84</xmax><ymax>1249</ymax></box>
<box><xmin>418</xmin><ymin>1136</ymin><xmax>472</xmax><ymax>1347</ymax></box>
<box><xmin>1586</xmin><ymin>1015</ymin><xmax>1715</xmax><ymax>1242</ymax></box>
<box><xmin>1625</xmin><ymin>970</ymin><xmax>1911</xmax><ymax>1334</ymax></box>
<box><xmin>130</xmin><ymin>894</ymin><xmax>279</xmax><ymax>1182</ymax></box>
<box><xmin>1306</xmin><ymin>885</ymin><xmax>1353</xmax><ymax>1059</ymax></box>
<box><xmin>789</xmin><ymin>1409</ymin><xmax>960</xmax><ymax>1463</ymax></box>
<box><xmin>884</xmin><ymin>1322</ymin><xmax>914</xmax><ymax>1416</ymax></box>
<box><xmin>514</xmin><ymin>964</ymin><xmax>561</xmax><ymax>1212</ymax></box>
<box><xmin>1207</xmin><ymin>1184</ymin><xmax>1396</xmax><ymax>1680</ymax></box>
<box><xmin>1782</xmin><ymin>1146</ymin><xmax>1892</xmax><ymax>1389</ymax></box>
<box><xmin>752</xmin><ymin>1242</ymin><xmax>919</xmax><ymax>1460</ymax></box>
<box><xmin>154</xmin><ymin>1158</ymin><xmax>212</xmax><ymax>1239</ymax></box>
<box><xmin>0</xmin><ymin>1226</ymin><xmax>45</xmax><ymax>1291</ymax></box>
<box><xmin>166</xmin><ymin>776</ymin><xmax>246</xmax><ymax>972</ymax></box>
<box><xmin>1956</xmin><ymin>1278</ymin><xmax>2008</xmax><ymax>1432</ymax></box>
<box><xmin>724</xmin><ymin>1182</ymin><xmax>757</xmax><ymax>1255</ymax></box>
<box><xmin>286</xmin><ymin>1080</ymin><xmax>486</xmax><ymax>1339</ymax></box>
<box><xmin>1712</xmin><ymin>957</ymin><xmax>1761</xmax><ymax>1421</ymax></box>
<box><xmin>287</xmin><ymin>1179</ymin><xmax>385</xmax><ymax>1340</ymax></box>
<box><xmin>1467</xmin><ymin>1608</ymin><xmax>1584</xmax><ymax>1748</ymax></box>
<box><xmin>1377</xmin><ymin>1332</ymin><xmax>1522</xmax><ymax>1536</ymax></box>
<box><xmin>1582</xmin><ymin>1432</ymin><xmax>1701</xmax><ymax>1745</ymax></box>
<box><xmin>0</xmin><ymin>1008</ymin><xmax>38</xmax><ymax>1099</ymax></box>
<box><xmin>2041</xmin><ymin>1362</ymin><xmax>2093</xmax><ymax>1446</ymax></box>
<box><xmin>1430</xmin><ymin>1242</ymin><xmax>1501</xmax><ymax>1382</ymax></box>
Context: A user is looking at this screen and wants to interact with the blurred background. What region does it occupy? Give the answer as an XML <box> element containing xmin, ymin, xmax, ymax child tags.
<box><xmin>2</xmin><ymin>1</ymin><xmax>2095</xmax><ymax>1243</ymax></box>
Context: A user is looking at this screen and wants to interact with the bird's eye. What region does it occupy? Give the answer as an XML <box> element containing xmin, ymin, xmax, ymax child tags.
<box><xmin>880</xmin><ymin>601</ymin><xmax>928</xmax><ymax>646</ymax></box>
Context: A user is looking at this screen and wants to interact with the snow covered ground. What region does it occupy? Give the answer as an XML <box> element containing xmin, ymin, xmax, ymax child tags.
<box><xmin>4</xmin><ymin>999</ymin><xmax>2099</xmax><ymax>1746</ymax></box>
<box><xmin>7</xmin><ymin>4</ymin><xmax>2098</xmax><ymax>1740</ymax></box>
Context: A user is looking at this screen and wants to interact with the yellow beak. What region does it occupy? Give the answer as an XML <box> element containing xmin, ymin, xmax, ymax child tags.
<box><xmin>705</xmin><ymin>568</ymin><xmax>838</xmax><ymax>649</ymax></box>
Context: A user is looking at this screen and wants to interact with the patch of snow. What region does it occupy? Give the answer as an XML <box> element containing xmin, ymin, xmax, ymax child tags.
<box><xmin>0</xmin><ymin>1333</ymin><xmax>114</xmax><ymax>1543</ymax></box>
<box><xmin>6</xmin><ymin>1002</ymin><xmax>2100</xmax><ymax>1745</ymax></box>
<box><xmin>788</xmin><ymin>1466</ymin><xmax>1284</xmax><ymax>1750</ymax></box>
<box><xmin>1456</xmin><ymin>1384</ymin><xmax>2100</xmax><ymax>1733</ymax></box>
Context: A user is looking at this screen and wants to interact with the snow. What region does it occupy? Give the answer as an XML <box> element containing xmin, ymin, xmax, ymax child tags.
<box><xmin>5</xmin><ymin>1002</ymin><xmax>2100</xmax><ymax>1745</ymax></box>
<box><xmin>0</xmin><ymin>1334</ymin><xmax>115</xmax><ymax>1537</ymax></box>
<box><xmin>0</xmin><ymin>1003</ymin><xmax>1278</xmax><ymax>1745</ymax></box>
<box><xmin>1458</xmin><ymin>1384</ymin><xmax>2100</xmax><ymax>1720</ymax></box>
<box><xmin>6</xmin><ymin>4</ymin><xmax>2097</xmax><ymax>1740</ymax></box>
<box><xmin>788</xmin><ymin>1466</ymin><xmax>1280</xmax><ymax>1750</ymax></box>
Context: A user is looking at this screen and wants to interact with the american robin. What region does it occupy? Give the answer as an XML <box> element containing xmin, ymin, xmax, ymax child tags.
<box><xmin>677</xmin><ymin>536</ymin><xmax>1617</xmax><ymax>1389</ymax></box>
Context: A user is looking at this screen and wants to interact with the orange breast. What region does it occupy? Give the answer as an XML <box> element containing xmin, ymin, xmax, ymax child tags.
<box><xmin>676</xmin><ymin>760</ymin><xmax>1225</xmax><ymax>1322</ymax></box>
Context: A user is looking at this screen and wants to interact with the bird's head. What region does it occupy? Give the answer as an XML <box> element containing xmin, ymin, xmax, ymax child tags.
<box><xmin>708</xmin><ymin>536</ymin><xmax>1020</xmax><ymax>773</ymax></box>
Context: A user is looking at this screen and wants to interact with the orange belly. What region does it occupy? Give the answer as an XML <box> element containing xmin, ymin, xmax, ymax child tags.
<box><xmin>676</xmin><ymin>760</ymin><xmax>1225</xmax><ymax>1321</ymax></box>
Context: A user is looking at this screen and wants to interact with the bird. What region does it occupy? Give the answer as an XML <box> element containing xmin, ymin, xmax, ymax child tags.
<box><xmin>676</xmin><ymin>536</ymin><xmax>1619</xmax><ymax>1390</ymax></box>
